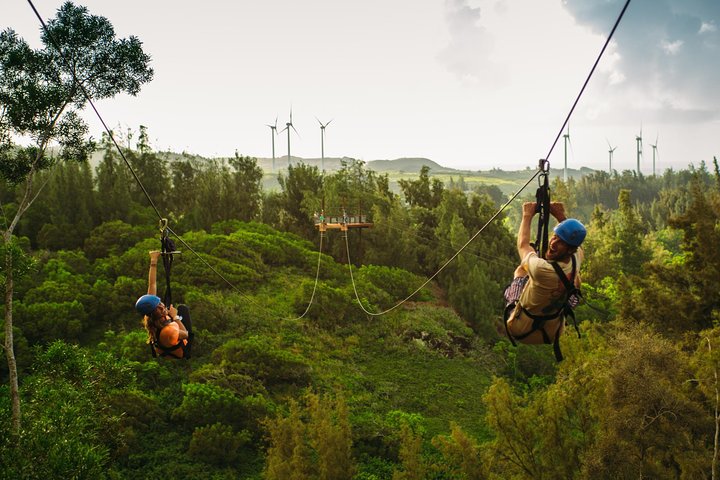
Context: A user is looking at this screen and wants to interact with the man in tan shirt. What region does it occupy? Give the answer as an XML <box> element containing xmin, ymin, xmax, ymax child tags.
<box><xmin>504</xmin><ymin>201</ymin><xmax>586</xmax><ymax>346</ymax></box>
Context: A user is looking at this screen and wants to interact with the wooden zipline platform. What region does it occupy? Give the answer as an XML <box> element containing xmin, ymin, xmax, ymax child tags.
<box><xmin>313</xmin><ymin>211</ymin><xmax>373</xmax><ymax>232</ymax></box>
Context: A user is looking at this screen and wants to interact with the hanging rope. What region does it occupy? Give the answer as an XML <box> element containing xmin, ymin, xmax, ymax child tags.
<box><xmin>294</xmin><ymin>232</ymin><xmax>325</xmax><ymax>320</ymax></box>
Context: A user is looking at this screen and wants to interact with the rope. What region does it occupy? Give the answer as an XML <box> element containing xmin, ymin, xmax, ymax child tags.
<box><xmin>344</xmin><ymin>169</ymin><xmax>543</xmax><ymax>316</ymax></box>
<box><xmin>294</xmin><ymin>232</ymin><xmax>325</xmax><ymax>319</ymax></box>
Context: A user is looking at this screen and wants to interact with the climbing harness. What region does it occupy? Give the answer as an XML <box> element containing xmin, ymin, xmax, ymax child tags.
<box><xmin>503</xmin><ymin>255</ymin><xmax>581</xmax><ymax>362</ymax></box>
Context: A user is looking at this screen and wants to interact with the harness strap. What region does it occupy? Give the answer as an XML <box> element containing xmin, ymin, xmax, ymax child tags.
<box><xmin>160</xmin><ymin>229</ymin><xmax>175</xmax><ymax>307</ymax></box>
<box><xmin>534</xmin><ymin>171</ymin><xmax>551</xmax><ymax>259</ymax></box>
<box><xmin>549</xmin><ymin>256</ymin><xmax>582</xmax><ymax>339</ymax></box>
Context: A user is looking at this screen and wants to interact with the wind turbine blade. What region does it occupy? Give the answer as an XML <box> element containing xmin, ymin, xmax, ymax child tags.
<box><xmin>326</xmin><ymin>119</ymin><xmax>333</xmax><ymax>127</ymax></box>
<box><xmin>291</xmin><ymin>124</ymin><xmax>300</xmax><ymax>137</ymax></box>
<box><xmin>274</xmin><ymin>116</ymin><xmax>278</xmax><ymax>129</ymax></box>
<box><xmin>279</xmin><ymin>126</ymin><xmax>289</xmax><ymax>134</ymax></box>
<box><xmin>606</xmin><ymin>138</ymin><xmax>612</xmax><ymax>149</ymax></box>
<box><xmin>315</xmin><ymin>116</ymin><xmax>322</xmax><ymax>126</ymax></box>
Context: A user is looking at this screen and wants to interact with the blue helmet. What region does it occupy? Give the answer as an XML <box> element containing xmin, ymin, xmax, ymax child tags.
<box><xmin>135</xmin><ymin>294</ymin><xmax>161</xmax><ymax>316</ymax></box>
<box><xmin>553</xmin><ymin>219</ymin><xmax>586</xmax><ymax>247</ymax></box>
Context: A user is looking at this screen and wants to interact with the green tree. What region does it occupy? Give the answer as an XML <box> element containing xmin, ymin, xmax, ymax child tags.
<box><xmin>276</xmin><ymin>162</ymin><xmax>323</xmax><ymax>239</ymax></box>
<box><xmin>581</xmin><ymin>325</ymin><xmax>708</xmax><ymax>479</ymax></box>
<box><xmin>0</xmin><ymin>341</ymin><xmax>136</xmax><ymax>479</ymax></box>
<box><xmin>35</xmin><ymin>161</ymin><xmax>95</xmax><ymax>249</ymax></box>
<box><xmin>94</xmin><ymin>132</ymin><xmax>135</xmax><ymax>223</ymax></box>
<box><xmin>583</xmin><ymin>189</ymin><xmax>652</xmax><ymax>283</ymax></box>
<box><xmin>398</xmin><ymin>165</ymin><xmax>443</xmax><ymax>209</ymax></box>
<box><xmin>265</xmin><ymin>392</ymin><xmax>354</xmax><ymax>480</ymax></box>
<box><xmin>431</xmin><ymin>423</ymin><xmax>486</xmax><ymax>479</ymax></box>
<box><xmin>0</xmin><ymin>1</ymin><xmax>152</xmax><ymax>432</ymax></box>
<box><xmin>228</xmin><ymin>152</ymin><xmax>263</xmax><ymax>222</ymax></box>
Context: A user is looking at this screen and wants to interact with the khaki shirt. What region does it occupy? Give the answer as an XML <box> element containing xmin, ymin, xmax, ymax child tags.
<box><xmin>507</xmin><ymin>250</ymin><xmax>583</xmax><ymax>344</ymax></box>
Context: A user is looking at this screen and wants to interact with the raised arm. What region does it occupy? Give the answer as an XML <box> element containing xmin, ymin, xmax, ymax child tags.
<box><xmin>517</xmin><ymin>202</ymin><xmax>536</xmax><ymax>261</ymax></box>
<box><xmin>147</xmin><ymin>251</ymin><xmax>161</xmax><ymax>295</ymax></box>
<box><xmin>549</xmin><ymin>202</ymin><xmax>567</xmax><ymax>222</ymax></box>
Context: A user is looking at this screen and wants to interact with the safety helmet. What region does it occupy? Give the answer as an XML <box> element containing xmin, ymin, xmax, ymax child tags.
<box><xmin>553</xmin><ymin>219</ymin><xmax>586</xmax><ymax>247</ymax></box>
<box><xmin>135</xmin><ymin>294</ymin><xmax>161</xmax><ymax>316</ymax></box>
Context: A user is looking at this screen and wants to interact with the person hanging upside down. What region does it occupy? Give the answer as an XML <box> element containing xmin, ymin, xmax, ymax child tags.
<box><xmin>504</xmin><ymin>201</ymin><xmax>586</xmax><ymax>346</ymax></box>
<box><xmin>135</xmin><ymin>251</ymin><xmax>194</xmax><ymax>359</ymax></box>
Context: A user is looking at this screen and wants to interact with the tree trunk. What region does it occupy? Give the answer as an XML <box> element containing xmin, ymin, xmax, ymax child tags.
<box><xmin>3</xmin><ymin>233</ymin><xmax>20</xmax><ymax>434</ymax></box>
<box><xmin>708</xmin><ymin>337</ymin><xmax>719</xmax><ymax>480</ymax></box>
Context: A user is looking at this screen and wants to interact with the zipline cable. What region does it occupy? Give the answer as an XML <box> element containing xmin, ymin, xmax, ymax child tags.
<box><xmin>345</xmin><ymin>169</ymin><xmax>542</xmax><ymax>316</ymax></box>
<box><xmin>344</xmin><ymin>0</ymin><xmax>632</xmax><ymax>316</ymax></box>
<box><xmin>26</xmin><ymin>0</ymin><xmax>164</xmax><ymax>222</ymax></box>
<box><xmin>542</xmin><ymin>0</ymin><xmax>632</xmax><ymax>164</ymax></box>
<box><xmin>27</xmin><ymin>0</ymin><xmax>258</xmax><ymax>305</ymax></box>
<box><xmin>294</xmin><ymin>232</ymin><xmax>325</xmax><ymax>319</ymax></box>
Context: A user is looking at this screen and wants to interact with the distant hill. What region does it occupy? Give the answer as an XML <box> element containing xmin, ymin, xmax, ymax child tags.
<box><xmin>89</xmin><ymin>149</ymin><xmax>596</xmax><ymax>194</ymax></box>
<box><xmin>252</xmin><ymin>155</ymin><xmax>458</xmax><ymax>174</ymax></box>
<box><xmin>366</xmin><ymin>157</ymin><xmax>457</xmax><ymax>173</ymax></box>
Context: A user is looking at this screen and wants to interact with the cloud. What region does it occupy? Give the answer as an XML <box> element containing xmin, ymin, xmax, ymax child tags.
<box><xmin>563</xmin><ymin>0</ymin><xmax>720</xmax><ymax>123</ymax></box>
<box><xmin>699</xmin><ymin>21</ymin><xmax>717</xmax><ymax>33</ymax></box>
<box><xmin>437</xmin><ymin>0</ymin><xmax>506</xmax><ymax>85</ymax></box>
<box><xmin>661</xmin><ymin>39</ymin><xmax>683</xmax><ymax>54</ymax></box>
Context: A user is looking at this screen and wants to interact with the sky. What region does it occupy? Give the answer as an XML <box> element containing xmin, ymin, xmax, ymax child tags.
<box><xmin>2</xmin><ymin>0</ymin><xmax>719</xmax><ymax>173</ymax></box>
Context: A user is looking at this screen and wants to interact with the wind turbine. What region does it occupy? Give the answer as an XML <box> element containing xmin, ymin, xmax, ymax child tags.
<box><xmin>265</xmin><ymin>116</ymin><xmax>278</xmax><ymax>172</ymax></box>
<box><xmin>316</xmin><ymin>117</ymin><xmax>333</xmax><ymax>171</ymax></box>
<box><xmin>606</xmin><ymin>139</ymin><xmax>617</xmax><ymax>173</ymax></box>
<box><xmin>563</xmin><ymin>124</ymin><xmax>570</xmax><ymax>183</ymax></box>
<box><xmin>279</xmin><ymin>108</ymin><xmax>299</xmax><ymax>167</ymax></box>
<box><xmin>649</xmin><ymin>132</ymin><xmax>659</xmax><ymax>176</ymax></box>
<box><xmin>635</xmin><ymin>125</ymin><xmax>643</xmax><ymax>176</ymax></box>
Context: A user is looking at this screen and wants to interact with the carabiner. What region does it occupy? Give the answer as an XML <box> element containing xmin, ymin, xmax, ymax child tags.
<box><xmin>538</xmin><ymin>159</ymin><xmax>550</xmax><ymax>173</ymax></box>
